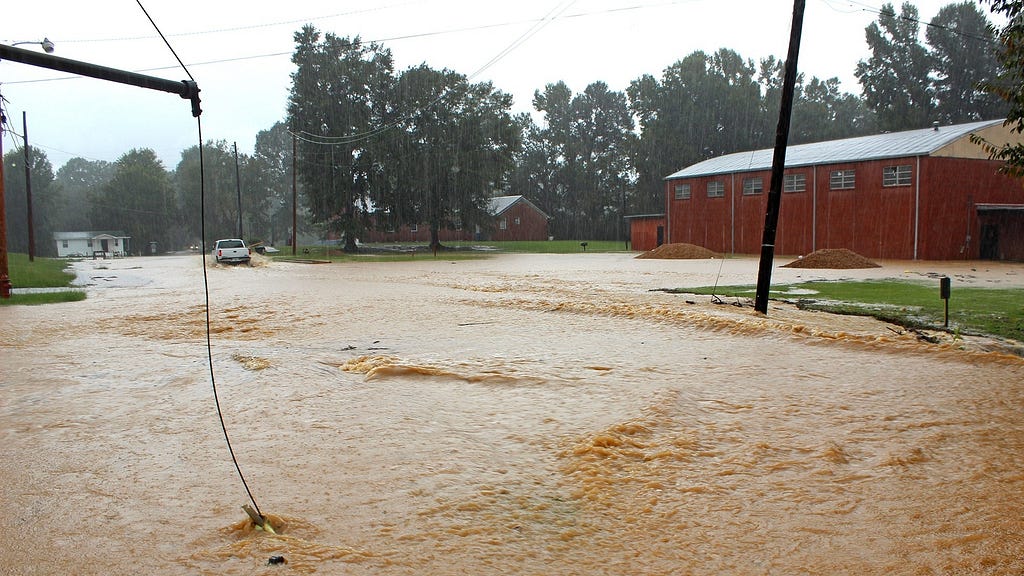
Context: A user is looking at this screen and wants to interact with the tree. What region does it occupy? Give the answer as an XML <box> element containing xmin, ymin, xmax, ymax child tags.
<box><xmin>856</xmin><ymin>2</ymin><xmax>934</xmax><ymax>131</ymax></box>
<box><xmin>174</xmin><ymin>141</ymin><xmax>244</xmax><ymax>247</ymax></box>
<box><xmin>91</xmin><ymin>149</ymin><xmax>174</xmax><ymax>254</ymax></box>
<box><xmin>527</xmin><ymin>80</ymin><xmax>636</xmax><ymax>240</ymax></box>
<box><xmin>53</xmin><ymin>158</ymin><xmax>114</xmax><ymax>232</ymax></box>
<box><xmin>287</xmin><ymin>26</ymin><xmax>394</xmax><ymax>252</ymax></box>
<box><xmin>381</xmin><ymin>64</ymin><xmax>520</xmax><ymax>248</ymax></box>
<box><xmin>627</xmin><ymin>50</ymin><xmax>767</xmax><ymax>215</ymax></box>
<box><xmin>973</xmin><ymin>0</ymin><xmax>1024</xmax><ymax>175</ymax></box>
<box><xmin>3</xmin><ymin>146</ymin><xmax>60</xmax><ymax>256</ymax></box>
<box><xmin>249</xmin><ymin>122</ymin><xmax>295</xmax><ymax>246</ymax></box>
<box><xmin>927</xmin><ymin>1</ymin><xmax>1006</xmax><ymax>124</ymax></box>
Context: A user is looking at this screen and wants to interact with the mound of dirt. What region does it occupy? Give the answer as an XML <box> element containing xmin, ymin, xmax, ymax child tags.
<box><xmin>782</xmin><ymin>248</ymin><xmax>881</xmax><ymax>269</ymax></box>
<box><xmin>636</xmin><ymin>243</ymin><xmax>720</xmax><ymax>259</ymax></box>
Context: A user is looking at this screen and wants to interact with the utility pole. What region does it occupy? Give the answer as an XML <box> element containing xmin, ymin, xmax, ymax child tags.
<box><xmin>291</xmin><ymin>133</ymin><xmax>297</xmax><ymax>256</ymax></box>
<box><xmin>754</xmin><ymin>0</ymin><xmax>805</xmax><ymax>314</ymax></box>
<box><xmin>0</xmin><ymin>99</ymin><xmax>10</xmax><ymax>298</ymax></box>
<box><xmin>233</xmin><ymin>141</ymin><xmax>243</xmax><ymax>239</ymax></box>
<box><xmin>23</xmin><ymin>112</ymin><xmax>35</xmax><ymax>262</ymax></box>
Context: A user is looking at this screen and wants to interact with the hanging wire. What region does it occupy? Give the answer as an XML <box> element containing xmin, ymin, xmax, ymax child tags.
<box><xmin>134</xmin><ymin>0</ymin><xmax>265</xmax><ymax>521</ymax></box>
<box><xmin>294</xmin><ymin>0</ymin><xmax>579</xmax><ymax>149</ymax></box>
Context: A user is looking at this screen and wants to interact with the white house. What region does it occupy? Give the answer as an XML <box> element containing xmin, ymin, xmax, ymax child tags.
<box><xmin>53</xmin><ymin>231</ymin><xmax>131</xmax><ymax>258</ymax></box>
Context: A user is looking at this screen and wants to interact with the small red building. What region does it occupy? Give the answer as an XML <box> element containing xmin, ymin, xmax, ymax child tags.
<box><xmin>624</xmin><ymin>214</ymin><xmax>665</xmax><ymax>252</ymax></box>
<box><xmin>662</xmin><ymin>120</ymin><xmax>1024</xmax><ymax>261</ymax></box>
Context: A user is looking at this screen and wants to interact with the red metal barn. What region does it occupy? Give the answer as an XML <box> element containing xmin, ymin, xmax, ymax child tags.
<box><xmin>663</xmin><ymin>120</ymin><xmax>1024</xmax><ymax>261</ymax></box>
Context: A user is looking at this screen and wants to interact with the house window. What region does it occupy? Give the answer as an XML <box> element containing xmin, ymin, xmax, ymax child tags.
<box><xmin>114</xmin><ymin>239</ymin><xmax>120</xmax><ymax>246</ymax></box>
<box><xmin>784</xmin><ymin>173</ymin><xmax>806</xmax><ymax>193</ymax></box>
<box><xmin>514</xmin><ymin>217</ymin><xmax>521</xmax><ymax>226</ymax></box>
<box><xmin>707</xmin><ymin>181</ymin><xmax>725</xmax><ymax>198</ymax></box>
<box><xmin>830</xmin><ymin>169</ymin><xmax>856</xmax><ymax>190</ymax></box>
<box><xmin>883</xmin><ymin>165</ymin><xmax>912</xmax><ymax>187</ymax></box>
<box><xmin>674</xmin><ymin>184</ymin><xmax>691</xmax><ymax>200</ymax></box>
<box><xmin>62</xmin><ymin>240</ymin><xmax>69</xmax><ymax>248</ymax></box>
<box><xmin>499</xmin><ymin>218</ymin><xmax>508</xmax><ymax>230</ymax></box>
<box><xmin>87</xmin><ymin>239</ymin><xmax>93</xmax><ymax>248</ymax></box>
<box><xmin>410</xmin><ymin>224</ymin><xmax>418</xmax><ymax>232</ymax></box>
<box><xmin>742</xmin><ymin>177</ymin><xmax>763</xmax><ymax>195</ymax></box>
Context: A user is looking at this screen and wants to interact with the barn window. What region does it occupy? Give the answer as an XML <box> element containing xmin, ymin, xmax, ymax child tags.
<box><xmin>514</xmin><ymin>217</ymin><xmax>521</xmax><ymax>225</ymax></box>
<box><xmin>707</xmin><ymin>181</ymin><xmax>725</xmax><ymax>198</ymax></box>
<box><xmin>742</xmin><ymin>177</ymin><xmax>763</xmax><ymax>195</ymax></box>
<box><xmin>674</xmin><ymin>184</ymin><xmax>691</xmax><ymax>200</ymax></box>
<box><xmin>410</xmin><ymin>224</ymin><xmax>418</xmax><ymax>232</ymax></box>
<box><xmin>883</xmin><ymin>165</ymin><xmax>912</xmax><ymax>187</ymax></box>
<box><xmin>830</xmin><ymin>169</ymin><xmax>856</xmax><ymax>190</ymax></box>
<box><xmin>784</xmin><ymin>173</ymin><xmax>806</xmax><ymax>193</ymax></box>
<box><xmin>499</xmin><ymin>218</ymin><xmax>508</xmax><ymax>230</ymax></box>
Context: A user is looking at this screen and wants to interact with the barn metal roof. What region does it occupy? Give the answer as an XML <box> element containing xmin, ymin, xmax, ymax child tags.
<box><xmin>665</xmin><ymin>119</ymin><xmax>1004</xmax><ymax>180</ymax></box>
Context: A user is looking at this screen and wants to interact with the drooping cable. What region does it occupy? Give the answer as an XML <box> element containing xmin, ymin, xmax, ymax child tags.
<box><xmin>196</xmin><ymin>118</ymin><xmax>264</xmax><ymax>520</ymax></box>
<box><xmin>134</xmin><ymin>0</ymin><xmax>264</xmax><ymax>520</ymax></box>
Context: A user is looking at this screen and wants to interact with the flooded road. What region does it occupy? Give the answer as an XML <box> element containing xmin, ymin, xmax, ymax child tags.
<box><xmin>2</xmin><ymin>253</ymin><xmax>1023</xmax><ymax>575</ymax></box>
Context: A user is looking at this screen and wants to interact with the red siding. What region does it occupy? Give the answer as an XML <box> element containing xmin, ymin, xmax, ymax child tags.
<box><xmin>665</xmin><ymin>156</ymin><xmax>1024</xmax><ymax>261</ymax></box>
<box><xmin>627</xmin><ymin>217</ymin><xmax>665</xmax><ymax>251</ymax></box>
<box><xmin>491</xmin><ymin>202</ymin><xmax>549</xmax><ymax>241</ymax></box>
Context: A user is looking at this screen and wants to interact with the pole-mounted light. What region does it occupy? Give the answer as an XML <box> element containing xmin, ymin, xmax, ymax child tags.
<box><xmin>11</xmin><ymin>38</ymin><xmax>55</xmax><ymax>53</ymax></box>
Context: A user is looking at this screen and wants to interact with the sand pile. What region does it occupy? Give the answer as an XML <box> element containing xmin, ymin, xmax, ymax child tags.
<box><xmin>636</xmin><ymin>243</ymin><xmax>720</xmax><ymax>259</ymax></box>
<box><xmin>782</xmin><ymin>248</ymin><xmax>880</xmax><ymax>269</ymax></box>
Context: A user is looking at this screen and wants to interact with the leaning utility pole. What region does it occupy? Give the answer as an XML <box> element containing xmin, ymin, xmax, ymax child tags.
<box><xmin>754</xmin><ymin>0</ymin><xmax>805</xmax><ymax>314</ymax></box>
<box><xmin>0</xmin><ymin>101</ymin><xmax>10</xmax><ymax>298</ymax></box>
<box><xmin>0</xmin><ymin>42</ymin><xmax>201</xmax><ymax>298</ymax></box>
<box><xmin>23</xmin><ymin>112</ymin><xmax>35</xmax><ymax>262</ymax></box>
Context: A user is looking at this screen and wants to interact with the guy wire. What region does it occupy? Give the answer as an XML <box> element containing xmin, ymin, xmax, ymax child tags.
<box><xmin>196</xmin><ymin>117</ymin><xmax>264</xmax><ymax>520</ymax></box>
<box><xmin>135</xmin><ymin>0</ymin><xmax>264</xmax><ymax>520</ymax></box>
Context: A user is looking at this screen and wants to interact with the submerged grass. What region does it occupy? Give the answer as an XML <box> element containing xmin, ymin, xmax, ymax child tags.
<box><xmin>675</xmin><ymin>279</ymin><xmax>1024</xmax><ymax>343</ymax></box>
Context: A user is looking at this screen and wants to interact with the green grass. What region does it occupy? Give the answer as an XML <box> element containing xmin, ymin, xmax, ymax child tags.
<box><xmin>272</xmin><ymin>240</ymin><xmax>630</xmax><ymax>261</ymax></box>
<box><xmin>1</xmin><ymin>253</ymin><xmax>85</xmax><ymax>306</ymax></box>
<box><xmin>7</xmin><ymin>253</ymin><xmax>78</xmax><ymax>288</ymax></box>
<box><xmin>1</xmin><ymin>291</ymin><xmax>87</xmax><ymax>306</ymax></box>
<box><xmin>674</xmin><ymin>279</ymin><xmax>1024</xmax><ymax>342</ymax></box>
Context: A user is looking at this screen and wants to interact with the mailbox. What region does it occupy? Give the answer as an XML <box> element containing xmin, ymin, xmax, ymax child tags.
<box><xmin>940</xmin><ymin>277</ymin><xmax>951</xmax><ymax>300</ymax></box>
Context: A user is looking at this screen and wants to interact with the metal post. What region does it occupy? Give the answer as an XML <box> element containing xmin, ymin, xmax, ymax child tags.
<box><xmin>754</xmin><ymin>0</ymin><xmax>805</xmax><ymax>314</ymax></box>
<box><xmin>23</xmin><ymin>112</ymin><xmax>35</xmax><ymax>262</ymax></box>
<box><xmin>0</xmin><ymin>44</ymin><xmax>201</xmax><ymax>117</ymax></box>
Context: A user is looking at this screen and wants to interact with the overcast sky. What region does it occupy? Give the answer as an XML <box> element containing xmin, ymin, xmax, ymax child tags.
<box><xmin>1</xmin><ymin>0</ymin><xmax>989</xmax><ymax>171</ymax></box>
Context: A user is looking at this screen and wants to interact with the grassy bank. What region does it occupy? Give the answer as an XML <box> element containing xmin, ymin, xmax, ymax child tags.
<box><xmin>273</xmin><ymin>239</ymin><xmax>632</xmax><ymax>261</ymax></box>
<box><xmin>1</xmin><ymin>254</ymin><xmax>86</xmax><ymax>306</ymax></box>
<box><xmin>675</xmin><ymin>279</ymin><xmax>1024</xmax><ymax>343</ymax></box>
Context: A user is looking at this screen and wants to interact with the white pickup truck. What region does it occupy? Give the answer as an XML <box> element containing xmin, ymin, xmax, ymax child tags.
<box><xmin>213</xmin><ymin>238</ymin><xmax>251</xmax><ymax>265</ymax></box>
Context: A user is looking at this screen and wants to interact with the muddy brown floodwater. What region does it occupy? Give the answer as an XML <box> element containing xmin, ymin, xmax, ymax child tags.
<box><xmin>2</xmin><ymin>253</ymin><xmax>1023</xmax><ymax>575</ymax></box>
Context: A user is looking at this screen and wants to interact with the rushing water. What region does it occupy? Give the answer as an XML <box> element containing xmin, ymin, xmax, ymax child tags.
<box><xmin>2</xmin><ymin>253</ymin><xmax>1022</xmax><ymax>575</ymax></box>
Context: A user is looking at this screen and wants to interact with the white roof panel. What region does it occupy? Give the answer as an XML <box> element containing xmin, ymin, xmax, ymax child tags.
<box><xmin>665</xmin><ymin>120</ymin><xmax>1003</xmax><ymax>180</ymax></box>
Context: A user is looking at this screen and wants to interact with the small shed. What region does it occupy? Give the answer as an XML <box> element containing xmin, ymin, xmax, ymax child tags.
<box><xmin>624</xmin><ymin>214</ymin><xmax>666</xmax><ymax>252</ymax></box>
